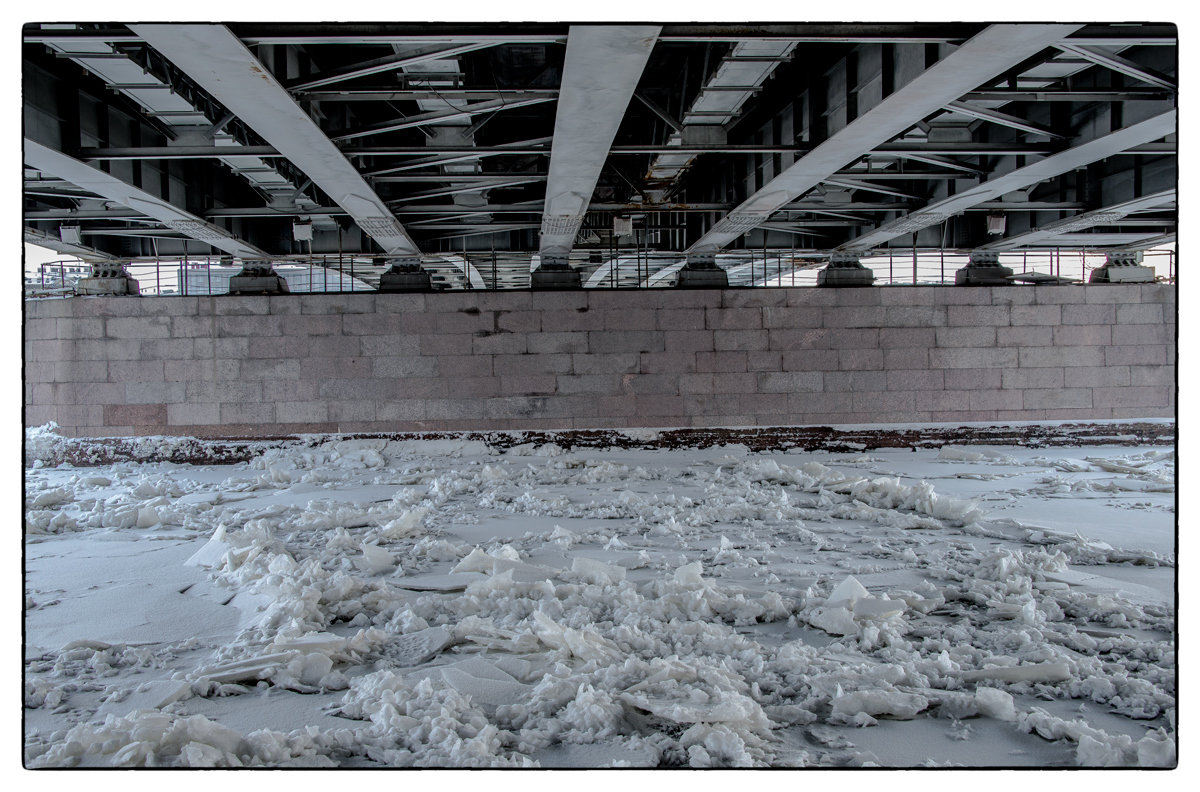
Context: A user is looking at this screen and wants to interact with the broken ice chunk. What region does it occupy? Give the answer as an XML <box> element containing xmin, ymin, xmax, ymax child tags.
<box><xmin>852</xmin><ymin>596</ymin><xmax>906</xmax><ymax>621</ymax></box>
<box><xmin>960</xmin><ymin>662</ymin><xmax>1071</xmax><ymax>683</ymax></box>
<box><xmin>807</xmin><ymin>606</ymin><xmax>858</xmax><ymax>636</ymax></box>
<box><xmin>974</xmin><ymin>687</ymin><xmax>1016</xmax><ymax>721</ymax></box>
<box><xmin>831</xmin><ymin>689</ymin><xmax>930</xmax><ymax>721</ymax></box>
<box><xmin>824</xmin><ymin>575</ymin><xmax>870</xmax><ymax>609</ymax></box>
<box><xmin>353</xmin><ymin>543</ymin><xmax>395</xmax><ymax>575</ymax></box>
<box><xmin>383</xmin><ymin>626</ymin><xmax>453</xmax><ymax>667</ymax></box>
<box><xmin>571</xmin><ymin>556</ymin><xmax>626</xmax><ymax>585</ymax></box>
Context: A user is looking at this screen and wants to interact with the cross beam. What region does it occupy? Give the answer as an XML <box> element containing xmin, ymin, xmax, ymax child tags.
<box><xmin>684</xmin><ymin>24</ymin><xmax>1083</xmax><ymax>255</ymax></box>
<box><xmin>130</xmin><ymin>23</ymin><xmax>421</xmax><ymax>256</ymax></box>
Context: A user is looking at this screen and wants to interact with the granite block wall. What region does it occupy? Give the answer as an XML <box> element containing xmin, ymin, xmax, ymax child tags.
<box><xmin>24</xmin><ymin>284</ymin><xmax>1175</xmax><ymax>437</ymax></box>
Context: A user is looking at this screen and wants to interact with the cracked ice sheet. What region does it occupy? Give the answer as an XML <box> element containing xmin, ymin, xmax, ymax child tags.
<box><xmin>22</xmin><ymin>430</ymin><xmax>1175</xmax><ymax>768</ymax></box>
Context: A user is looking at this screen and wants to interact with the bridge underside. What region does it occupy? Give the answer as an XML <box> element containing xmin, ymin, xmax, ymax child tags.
<box><xmin>24</xmin><ymin>22</ymin><xmax>1176</xmax><ymax>283</ymax></box>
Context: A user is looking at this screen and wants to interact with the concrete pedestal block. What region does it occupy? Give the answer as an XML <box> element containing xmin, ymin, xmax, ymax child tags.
<box><xmin>675</xmin><ymin>265</ymin><xmax>729</xmax><ymax>289</ymax></box>
<box><xmin>530</xmin><ymin>266</ymin><xmax>582</xmax><ymax>290</ymax></box>
<box><xmin>378</xmin><ymin>267</ymin><xmax>433</xmax><ymax>292</ymax></box>
<box><xmin>955</xmin><ymin>265</ymin><xmax>1015</xmax><ymax>286</ymax></box>
<box><xmin>817</xmin><ymin>265</ymin><xmax>875</xmax><ymax>287</ymax></box>
<box><xmin>228</xmin><ymin>274</ymin><xmax>290</xmax><ymax>295</ymax></box>
<box><xmin>76</xmin><ymin>275</ymin><xmax>139</xmax><ymax>296</ymax></box>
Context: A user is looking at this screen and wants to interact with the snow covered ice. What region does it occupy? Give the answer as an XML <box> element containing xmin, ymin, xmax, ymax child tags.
<box><xmin>22</xmin><ymin>426</ymin><xmax>1176</xmax><ymax>768</ymax></box>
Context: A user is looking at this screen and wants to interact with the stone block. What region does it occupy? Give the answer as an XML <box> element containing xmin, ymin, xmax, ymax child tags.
<box><xmin>500</xmin><ymin>375</ymin><xmax>557</xmax><ymax>395</ymax></box>
<box><xmin>470</xmin><ymin>331</ymin><xmax>528</xmax><ymax>355</ymax></box>
<box><xmin>947</xmin><ymin>305</ymin><xmax>1009</xmax><ymax>327</ymax></box>
<box><xmin>57</xmin><ymin>317</ymin><xmax>106</xmax><ymax>340</ymax></box>
<box><xmin>168</xmin><ymin>402</ymin><xmax>220</xmax><ymax>425</ymax></box>
<box><xmin>604</xmin><ymin>308</ymin><xmax>657</xmax><ymax>331</ymax></box>
<box><xmin>1115</xmin><ymin>303</ymin><xmax>1165</xmax><ymax>325</ymax></box>
<box><xmin>376</xmin><ymin>400</ymin><xmax>428</xmax><ymax>421</ymax></box>
<box><xmin>656</xmin><ymin>309</ymin><xmax>707</xmax><ymax>331</ymax></box>
<box><xmin>823</xmin><ymin>370</ymin><xmax>887</xmax><ymax>392</ymax></box>
<box><xmin>880</xmin><ymin>348</ymin><xmax>927</xmax><ymax>370</ymax></box>
<box><xmin>1092</xmin><ymin>386</ymin><xmax>1170</xmax><ymax>409</ymax></box>
<box><xmin>420</xmin><ymin>334</ymin><xmax>476</xmax><ymax>356</ymax></box>
<box><xmin>435</xmin><ymin>310</ymin><xmax>496</xmax><ymax>335</ymax></box>
<box><xmin>885</xmin><ymin>306</ymin><xmax>948</xmax><ymax>327</ymax></box>
<box><xmin>1105</xmin><ymin>345</ymin><xmax>1167</xmax><ymax>366</ymax></box>
<box><xmin>105</xmin><ymin>403</ymin><xmax>167</xmax><ymax>427</ymax></box>
<box><xmin>878</xmin><ymin>327</ymin><xmax>935</xmax><ymax>348</ymax></box>
<box><xmin>329</xmin><ymin>401</ymin><xmax>377</xmax><ymax>422</ymax></box>
<box><xmin>696</xmin><ymin>350</ymin><xmax>748</xmax><ymax>373</ymax></box>
<box><xmin>496</xmin><ymin>310</ymin><xmax>542</xmax><ymax>333</ymax></box>
<box><xmin>1030</xmin><ymin>285</ymin><xmax>1078</xmax><ymax>305</ymax></box>
<box><xmin>758</xmin><ymin>371</ymin><xmax>823</xmax><ymax>393</ymax></box>
<box><xmin>359</xmin><ymin>335</ymin><xmax>421</xmax><ymax>357</ymax></box>
<box><xmin>722</xmin><ymin>290</ymin><xmax>789</xmax><ymax>308</ymax></box>
<box><xmin>762</xmin><ymin>306</ymin><xmax>823</xmax><ymax>329</ymax></box>
<box><xmin>281</xmin><ymin>313</ymin><xmax>342</xmax><ymax>336</ymax></box>
<box><xmin>943</xmin><ymin>368</ymin><xmax>1001</xmax><ymax>390</ymax></box>
<box><xmin>922</xmin><ymin>390</ymin><xmax>971</xmax><ymax>412</ymax></box>
<box><xmin>853</xmin><ymin>390</ymin><xmax>915</xmax><ymax>414</ymax></box>
<box><xmin>276</xmin><ymin>401</ymin><xmax>330</xmax><ymax>423</ymax></box>
<box><xmin>558</xmin><ymin>374</ymin><xmax>622</xmax><ymax>395</ymax></box>
<box><xmin>124</xmin><ymin>381</ymin><xmax>185</xmax><ymax>404</ymax></box>
<box><xmin>663</xmin><ymin>330</ymin><xmax>714</xmax><ymax>353</ymax></box>
<box><xmin>787</xmin><ymin>391</ymin><xmax>854</xmax><ymax>414</ymax></box>
<box><xmin>769</xmin><ymin>328</ymin><xmax>833</xmax><ymax>351</ymax></box>
<box><xmin>135</xmin><ymin>338</ymin><xmax>196</xmax><ymax>362</ymax></box>
<box><xmin>527</xmin><ymin>331</ymin><xmax>589</xmax><ymax>354</ymax></box>
<box><xmin>1018</xmin><ymin>346</ymin><xmax>1104</xmax><ymax>368</ymax></box>
<box><xmin>714</xmin><ymin>330</ymin><xmax>769</xmax><ymax>352</ymax></box>
<box><xmin>879</xmin><ymin>287</ymin><xmax>942</xmax><ymax>306</ymax></box>
<box><xmin>589</xmin><ymin>330</ymin><xmax>664</xmax><ymax>354</ymax></box>
<box><xmin>436</xmin><ymin>355</ymin><xmax>494</xmax><ymax>378</ymax></box>
<box><xmin>928</xmin><ymin>347</ymin><xmax>1017</xmax><ymax>369</ymax></box>
<box><xmin>540</xmin><ymin>308</ymin><xmax>607</xmax><ymax>332</ymax></box>
<box><xmin>1111</xmin><ymin>324</ymin><xmax>1173</xmax><ymax>346</ymax></box>
<box><xmin>1022</xmin><ymin>388</ymin><xmax>1093</xmax><ymax>410</ymax></box>
<box><xmin>597</xmin><ymin>395</ymin><xmax>639</xmax><ymax>417</ymax></box>
<box><xmin>187</xmin><ymin>379</ymin><xmax>262</xmax><ymax>404</ymax></box>
<box><xmin>746</xmin><ymin>351</ymin><xmax>783</xmax><ymax>371</ymax></box>
<box><xmin>1053</xmin><ymin>325</ymin><xmax>1111</xmax><ymax>347</ymax></box>
<box><xmin>838</xmin><ymin>348</ymin><xmax>884</xmax><ymax>370</ymax></box>
<box><xmin>997</xmin><ymin>326</ymin><xmax>1053</xmax><ymax>347</ymax></box>
<box><xmin>25</xmin><ymin>320</ymin><xmax>57</xmax><ymax>341</ymax></box>
<box><xmin>782</xmin><ymin>349</ymin><xmax>840</xmax><ymax>371</ymax></box>
<box><xmin>1139</xmin><ymin>284</ymin><xmax>1176</xmax><ymax>304</ymax></box>
<box><xmin>494</xmin><ymin>353</ymin><xmax>572</xmax><ymax>376</ymax></box>
<box><xmin>705</xmin><ymin>307</ymin><xmax>762</xmax><ymax>331</ymax></box>
<box><xmin>266</xmin><ymin>295</ymin><xmax>303</xmax><ymax>315</ymax></box>
<box><xmin>107</xmin><ymin>359</ymin><xmax>165</xmax><ymax>382</ymax></box>
<box><xmin>640</xmin><ymin>351</ymin><xmax>697</xmax><ymax>374</ymax></box>
<box><xmin>1130</xmin><ymin>366</ymin><xmax>1174</xmax><ymax>387</ymax></box>
<box><xmin>822</xmin><ymin>306</ymin><xmax>887</xmax><ymax>328</ymax></box>
<box><xmin>275</xmin><ymin>376</ymin><xmax>325</xmax><ymax>399</ymax></box>
<box><xmin>472</xmin><ymin>292</ymin><xmax>533</xmax><ymax>312</ymax></box>
<box><xmin>301</xmin><ymin>294</ymin><xmax>376</xmax><ymax>314</ymax></box>
<box><xmin>677</xmin><ymin>373</ymin><xmax>715</xmax><ymax>394</ymax></box>
<box><xmin>988</xmin><ymin>288</ymin><xmax>1038</xmax><ymax>306</ymax></box>
<box><xmin>1001</xmin><ymin>368</ymin><xmax>1064</xmax><ymax>389</ymax></box>
<box><xmin>1009</xmin><ymin>305</ymin><xmax>1062</xmax><ymax>326</ymax></box>
<box><xmin>887</xmin><ymin>369</ymin><xmax>944</xmax><ymax>391</ymax></box>
<box><xmin>571</xmin><ymin>352</ymin><xmax>640</xmax><ymax>375</ymax></box>
<box><xmin>1083</xmin><ymin>284</ymin><xmax>1141</xmax><ymax>304</ymax></box>
<box><xmin>1065</xmin><ymin>366</ymin><xmax>1130</xmax><ymax>388</ymax></box>
<box><xmin>218</xmin><ymin>401</ymin><xmax>274</xmax><ymax>425</ymax></box>
<box><xmin>970</xmin><ymin>391</ymin><xmax>1018</xmax><ymax>411</ymax></box>
<box><xmin>372</xmin><ymin>356</ymin><xmax>438</xmax><ymax>378</ymax></box>
<box><xmin>1060</xmin><ymin>304</ymin><xmax>1115</xmax><ymax>325</ymax></box>
<box><xmin>626</xmin><ymin>374</ymin><xmax>679</xmax><ymax>395</ymax></box>
<box><xmin>104</xmin><ymin>316</ymin><xmax>171</xmax><ymax>339</ymax></box>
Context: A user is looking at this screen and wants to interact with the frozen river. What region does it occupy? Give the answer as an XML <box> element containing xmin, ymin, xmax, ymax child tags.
<box><xmin>23</xmin><ymin>428</ymin><xmax>1175</xmax><ymax>768</ymax></box>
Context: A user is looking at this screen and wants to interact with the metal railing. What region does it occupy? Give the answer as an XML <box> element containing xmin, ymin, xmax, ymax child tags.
<box><xmin>23</xmin><ymin>247</ymin><xmax>1177</xmax><ymax>298</ymax></box>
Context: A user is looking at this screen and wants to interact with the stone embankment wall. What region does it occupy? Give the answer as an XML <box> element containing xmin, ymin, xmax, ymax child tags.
<box><xmin>24</xmin><ymin>285</ymin><xmax>1175</xmax><ymax>437</ymax></box>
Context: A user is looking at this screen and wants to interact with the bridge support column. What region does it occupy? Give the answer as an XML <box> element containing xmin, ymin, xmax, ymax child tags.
<box><xmin>76</xmin><ymin>263</ymin><xmax>139</xmax><ymax>296</ymax></box>
<box><xmin>378</xmin><ymin>256</ymin><xmax>433</xmax><ymax>292</ymax></box>
<box><xmin>675</xmin><ymin>252</ymin><xmax>729</xmax><ymax>288</ymax></box>
<box><xmin>530</xmin><ymin>253</ymin><xmax>582</xmax><ymax>290</ymax></box>
<box><xmin>1089</xmin><ymin>251</ymin><xmax>1155</xmax><ymax>283</ymax></box>
<box><xmin>817</xmin><ymin>252</ymin><xmax>875</xmax><ymax>287</ymax></box>
<box><xmin>955</xmin><ymin>250</ymin><xmax>1014</xmax><ymax>286</ymax></box>
<box><xmin>228</xmin><ymin>261</ymin><xmax>289</xmax><ymax>295</ymax></box>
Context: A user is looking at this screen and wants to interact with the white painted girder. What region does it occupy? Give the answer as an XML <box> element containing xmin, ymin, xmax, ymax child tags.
<box><xmin>539</xmin><ymin>25</ymin><xmax>661</xmax><ymax>259</ymax></box>
<box><xmin>843</xmin><ymin>110</ymin><xmax>1176</xmax><ymax>251</ymax></box>
<box><xmin>130</xmin><ymin>24</ymin><xmax>421</xmax><ymax>256</ymax></box>
<box><xmin>24</xmin><ymin>139</ymin><xmax>267</xmax><ymax>259</ymax></box>
<box><xmin>685</xmin><ymin>24</ymin><xmax>1083</xmax><ymax>255</ymax></box>
<box><xmin>981</xmin><ymin>189</ymin><xmax>1176</xmax><ymax>250</ymax></box>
